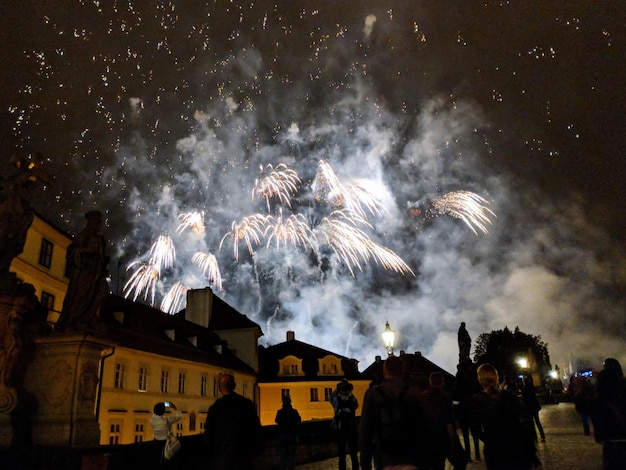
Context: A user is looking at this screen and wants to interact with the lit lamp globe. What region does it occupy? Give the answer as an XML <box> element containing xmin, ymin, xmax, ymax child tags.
<box><xmin>382</xmin><ymin>321</ymin><xmax>395</xmax><ymax>356</ymax></box>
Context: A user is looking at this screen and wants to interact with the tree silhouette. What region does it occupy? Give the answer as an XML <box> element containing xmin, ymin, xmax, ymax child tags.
<box><xmin>474</xmin><ymin>326</ymin><xmax>551</xmax><ymax>384</ymax></box>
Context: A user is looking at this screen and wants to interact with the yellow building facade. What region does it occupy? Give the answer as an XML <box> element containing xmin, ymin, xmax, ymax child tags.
<box><xmin>99</xmin><ymin>344</ymin><xmax>257</xmax><ymax>445</ymax></box>
<box><xmin>257</xmin><ymin>332</ymin><xmax>370</xmax><ymax>426</ymax></box>
<box><xmin>9</xmin><ymin>212</ymin><xmax>71</xmax><ymax>325</ymax></box>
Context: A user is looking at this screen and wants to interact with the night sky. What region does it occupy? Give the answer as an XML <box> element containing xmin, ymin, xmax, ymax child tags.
<box><xmin>1</xmin><ymin>1</ymin><xmax>624</xmax><ymax>375</ymax></box>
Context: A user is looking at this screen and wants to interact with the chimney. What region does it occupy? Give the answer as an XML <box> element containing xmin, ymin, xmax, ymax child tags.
<box><xmin>286</xmin><ymin>331</ymin><xmax>295</xmax><ymax>342</ymax></box>
<box><xmin>375</xmin><ymin>355</ymin><xmax>382</xmax><ymax>362</ymax></box>
<box><xmin>185</xmin><ymin>288</ymin><xmax>213</xmax><ymax>328</ymax></box>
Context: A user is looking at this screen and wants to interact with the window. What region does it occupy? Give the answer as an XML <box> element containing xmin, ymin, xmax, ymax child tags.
<box><xmin>281</xmin><ymin>388</ymin><xmax>290</xmax><ymax>399</ymax></box>
<box><xmin>282</xmin><ymin>364</ymin><xmax>298</xmax><ymax>375</ymax></box>
<box><xmin>200</xmin><ymin>375</ymin><xmax>208</xmax><ymax>397</ymax></box>
<box><xmin>114</xmin><ymin>363</ymin><xmax>126</xmax><ymax>389</ymax></box>
<box><xmin>134</xmin><ymin>421</ymin><xmax>146</xmax><ymax>443</ymax></box>
<box><xmin>242</xmin><ymin>382</ymin><xmax>248</xmax><ymax>398</ymax></box>
<box><xmin>176</xmin><ymin>422</ymin><xmax>184</xmax><ymax>436</ymax></box>
<box><xmin>138</xmin><ymin>366</ymin><xmax>148</xmax><ymax>392</ymax></box>
<box><xmin>189</xmin><ymin>412</ymin><xmax>196</xmax><ymax>432</ymax></box>
<box><xmin>310</xmin><ymin>387</ymin><xmax>319</xmax><ymax>402</ymax></box>
<box><xmin>109</xmin><ymin>421</ymin><xmax>122</xmax><ymax>445</ymax></box>
<box><xmin>41</xmin><ymin>291</ymin><xmax>55</xmax><ymax>311</ymax></box>
<box><xmin>161</xmin><ymin>369</ymin><xmax>169</xmax><ymax>393</ymax></box>
<box><xmin>38</xmin><ymin>239</ymin><xmax>53</xmax><ymax>268</ymax></box>
<box><xmin>178</xmin><ymin>372</ymin><xmax>186</xmax><ymax>394</ymax></box>
<box><xmin>213</xmin><ymin>377</ymin><xmax>218</xmax><ymax>397</ymax></box>
<box><xmin>324</xmin><ymin>387</ymin><xmax>333</xmax><ymax>401</ymax></box>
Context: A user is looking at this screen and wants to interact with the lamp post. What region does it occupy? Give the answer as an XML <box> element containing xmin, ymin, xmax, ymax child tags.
<box><xmin>382</xmin><ymin>321</ymin><xmax>395</xmax><ymax>356</ymax></box>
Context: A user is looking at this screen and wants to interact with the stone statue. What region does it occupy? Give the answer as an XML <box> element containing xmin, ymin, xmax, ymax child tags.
<box><xmin>0</xmin><ymin>156</ymin><xmax>48</xmax><ymax>279</ymax></box>
<box><xmin>55</xmin><ymin>211</ymin><xmax>110</xmax><ymax>332</ymax></box>
<box><xmin>458</xmin><ymin>321</ymin><xmax>471</xmax><ymax>361</ymax></box>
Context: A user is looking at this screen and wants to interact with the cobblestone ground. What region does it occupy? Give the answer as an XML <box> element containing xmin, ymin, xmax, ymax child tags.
<box><xmin>297</xmin><ymin>402</ymin><xmax>604</xmax><ymax>470</ymax></box>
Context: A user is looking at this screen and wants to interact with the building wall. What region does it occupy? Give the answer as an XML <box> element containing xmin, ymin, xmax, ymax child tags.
<box><xmin>9</xmin><ymin>214</ymin><xmax>71</xmax><ymax>324</ymax></box>
<box><xmin>99</xmin><ymin>346</ymin><xmax>257</xmax><ymax>445</ymax></box>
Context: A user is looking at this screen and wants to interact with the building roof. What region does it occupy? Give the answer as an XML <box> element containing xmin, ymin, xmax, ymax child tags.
<box><xmin>258</xmin><ymin>331</ymin><xmax>363</xmax><ymax>382</ymax></box>
<box><xmin>99</xmin><ymin>294</ymin><xmax>257</xmax><ymax>375</ymax></box>
<box><xmin>361</xmin><ymin>351</ymin><xmax>456</xmax><ymax>390</ymax></box>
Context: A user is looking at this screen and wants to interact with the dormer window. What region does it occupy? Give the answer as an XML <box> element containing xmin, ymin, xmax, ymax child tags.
<box><xmin>278</xmin><ymin>355</ymin><xmax>304</xmax><ymax>377</ymax></box>
<box><xmin>318</xmin><ymin>355</ymin><xmax>343</xmax><ymax>376</ymax></box>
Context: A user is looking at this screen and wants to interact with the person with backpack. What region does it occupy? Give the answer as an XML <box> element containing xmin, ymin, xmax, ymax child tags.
<box><xmin>359</xmin><ymin>355</ymin><xmax>430</xmax><ymax>470</ymax></box>
<box><xmin>470</xmin><ymin>363</ymin><xmax>540</xmax><ymax>470</ymax></box>
<box><xmin>330</xmin><ymin>379</ymin><xmax>359</xmax><ymax>470</ymax></box>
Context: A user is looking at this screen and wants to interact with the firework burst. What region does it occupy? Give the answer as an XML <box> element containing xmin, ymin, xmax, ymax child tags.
<box><xmin>160</xmin><ymin>281</ymin><xmax>189</xmax><ymax>314</ymax></box>
<box><xmin>265</xmin><ymin>209</ymin><xmax>316</xmax><ymax>252</ymax></box>
<box><xmin>123</xmin><ymin>261</ymin><xmax>159</xmax><ymax>305</ymax></box>
<box><xmin>176</xmin><ymin>211</ymin><xmax>205</xmax><ymax>235</ymax></box>
<box><xmin>430</xmin><ymin>190</ymin><xmax>496</xmax><ymax>235</ymax></box>
<box><xmin>219</xmin><ymin>213</ymin><xmax>271</xmax><ymax>261</ymax></box>
<box><xmin>149</xmin><ymin>235</ymin><xmax>176</xmax><ymax>273</ymax></box>
<box><xmin>252</xmin><ymin>163</ymin><xmax>301</xmax><ymax>212</ymax></box>
<box><xmin>192</xmin><ymin>251</ymin><xmax>223</xmax><ymax>291</ymax></box>
<box><xmin>314</xmin><ymin>160</ymin><xmax>386</xmax><ymax>219</ymax></box>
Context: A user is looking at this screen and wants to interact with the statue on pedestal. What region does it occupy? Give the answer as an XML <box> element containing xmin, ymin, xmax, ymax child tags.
<box><xmin>55</xmin><ymin>211</ymin><xmax>110</xmax><ymax>333</ymax></box>
<box><xmin>0</xmin><ymin>156</ymin><xmax>49</xmax><ymax>446</ymax></box>
<box><xmin>458</xmin><ymin>321</ymin><xmax>471</xmax><ymax>362</ymax></box>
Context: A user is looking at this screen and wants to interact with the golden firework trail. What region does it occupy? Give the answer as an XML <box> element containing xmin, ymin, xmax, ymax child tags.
<box><xmin>316</xmin><ymin>211</ymin><xmax>413</xmax><ymax>276</ymax></box>
<box><xmin>252</xmin><ymin>163</ymin><xmax>301</xmax><ymax>212</ymax></box>
<box><xmin>149</xmin><ymin>235</ymin><xmax>176</xmax><ymax>273</ymax></box>
<box><xmin>123</xmin><ymin>261</ymin><xmax>159</xmax><ymax>306</ymax></box>
<box><xmin>431</xmin><ymin>190</ymin><xmax>495</xmax><ymax>235</ymax></box>
<box><xmin>176</xmin><ymin>211</ymin><xmax>205</xmax><ymax>235</ymax></box>
<box><xmin>192</xmin><ymin>251</ymin><xmax>223</xmax><ymax>291</ymax></box>
<box><xmin>219</xmin><ymin>213</ymin><xmax>271</xmax><ymax>261</ymax></box>
<box><xmin>160</xmin><ymin>281</ymin><xmax>189</xmax><ymax>314</ymax></box>
<box><xmin>265</xmin><ymin>209</ymin><xmax>316</xmax><ymax>251</ymax></box>
<box><xmin>314</xmin><ymin>160</ymin><xmax>386</xmax><ymax>219</ymax></box>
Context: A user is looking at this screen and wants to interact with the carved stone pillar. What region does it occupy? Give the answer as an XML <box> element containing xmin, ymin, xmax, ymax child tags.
<box><xmin>0</xmin><ymin>278</ymin><xmax>46</xmax><ymax>447</ymax></box>
<box><xmin>23</xmin><ymin>335</ymin><xmax>112</xmax><ymax>447</ymax></box>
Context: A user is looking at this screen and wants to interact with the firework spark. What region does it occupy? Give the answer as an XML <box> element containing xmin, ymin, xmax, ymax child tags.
<box><xmin>265</xmin><ymin>209</ymin><xmax>316</xmax><ymax>252</ymax></box>
<box><xmin>123</xmin><ymin>261</ymin><xmax>159</xmax><ymax>306</ymax></box>
<box><xmin>160</xmin><ymin>281</ymin><xmax>189</xmax><ymax>314</ymax></box>
<box><xmin>314</xmin><ymin>160</ymin><xmax>386</xmax><ymax>219</ymax></box>
<box><xmin>219</xmin><ymin>213</ymin><xmax>271</xmax><ymax>261</ymax></box>
<box><xmin>149</xmin><ymin>235</ymin><xmax>176</xmax><ymax>273</ymax></box>
<box><xmin>192</xmin><ymin>251</ymin><xmax>223</xmax><ymax>291</ymax></box>
<box><xmin>176</xmin><ymin>211</ymin><xmax>205</xmax><ymax>235</ymax></box>
<box><xmin>252</xmin><ymin>163</ymin><xmax>301</xmax><ymax>212</ymax></box>
<box><xmin>430</xmin><ymin>190</ymin><xmax>496</xmax><ymax>235</ymax></box>
<box><xmin>316</xmin><ymin>211</ymin><xmax>413</xmax><ymax>276</ymax></box>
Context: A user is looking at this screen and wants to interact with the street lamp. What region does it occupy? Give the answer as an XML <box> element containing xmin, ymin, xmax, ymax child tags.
<box><xmin>382</xmin><ymin>321</ymin><xmax>395</xmax><ymax>356</ymax></box>
<box><xmin>517</xmin><ymin>357</ymin><xmax>528</xmax><ymax>369</ymax></box>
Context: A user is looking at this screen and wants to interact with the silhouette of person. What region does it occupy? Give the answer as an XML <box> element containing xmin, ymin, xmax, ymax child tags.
<box><xmin>56</xmin><ymin>210</ymin><xmax>109</xmax><ymax>332</ymax></box>
<box><xmin>592</xmin><ymin>358</ymin><xmax>626</xmax><ymax>470</ymax></box>
<box><xmin>330</xmin><ymin>379</ymin><xmax>359</xmax><ymax>470</ymax></box>
<box><xmin>275</xmin><ymin>395</ymin><xmax>301</xmax><ymax>470</ymax></box>
<box><xmin>422</xmin><ymin>371</ymin><xmax>467</xmax><ymax>470</ymax></box>
<box><xmin>521</xmin><ymin>376</ymin><xmax>545</xmax><ymax>442</ymax></box>
<box><xmin>204</xmin><ymin>373</ymin><xmax>262</xmax><ymax>470</ymax></box>
<box><xmin>471</xmin><ymin>363</ymin><xmax>540</xmax><ymax>470</ymax></box>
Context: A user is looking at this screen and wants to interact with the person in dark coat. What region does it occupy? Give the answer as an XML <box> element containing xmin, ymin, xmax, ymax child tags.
<box><xmin>592</xmin><ymin>358</ymin><xmax>626</xmax><ymax>470</ymax></box>
<box><xmin>275</xmin><ymin>395</ymin><xmax>301</xmax><ymax>470</ymax></box>
<box><xmin>330</xmin><ymin>379</ymin><xmax>359</xmax><ymax>470</ymax></box>
<box><xmin>422</xmin><ymin>372</ymin><xmax>467</xmax><ymax>470</ymax></box>
<box><xmin>471</xmin><ymin>363</ymin><xmax>540</xmax><ymax>470</ymax></box>
<box><xmin>521</xmin><ymin>376</ymin><xmax>546</xmax><ymax>443</ymax></box>
<box><xmin>204</xmin><ymin>373</ymin><xmax>262</xmax><ymax>470</ymax></box>
<box><xmin>360</xmin><ymin>355</ymin><xmax>430</xmax><ymax>470</ymax></box>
